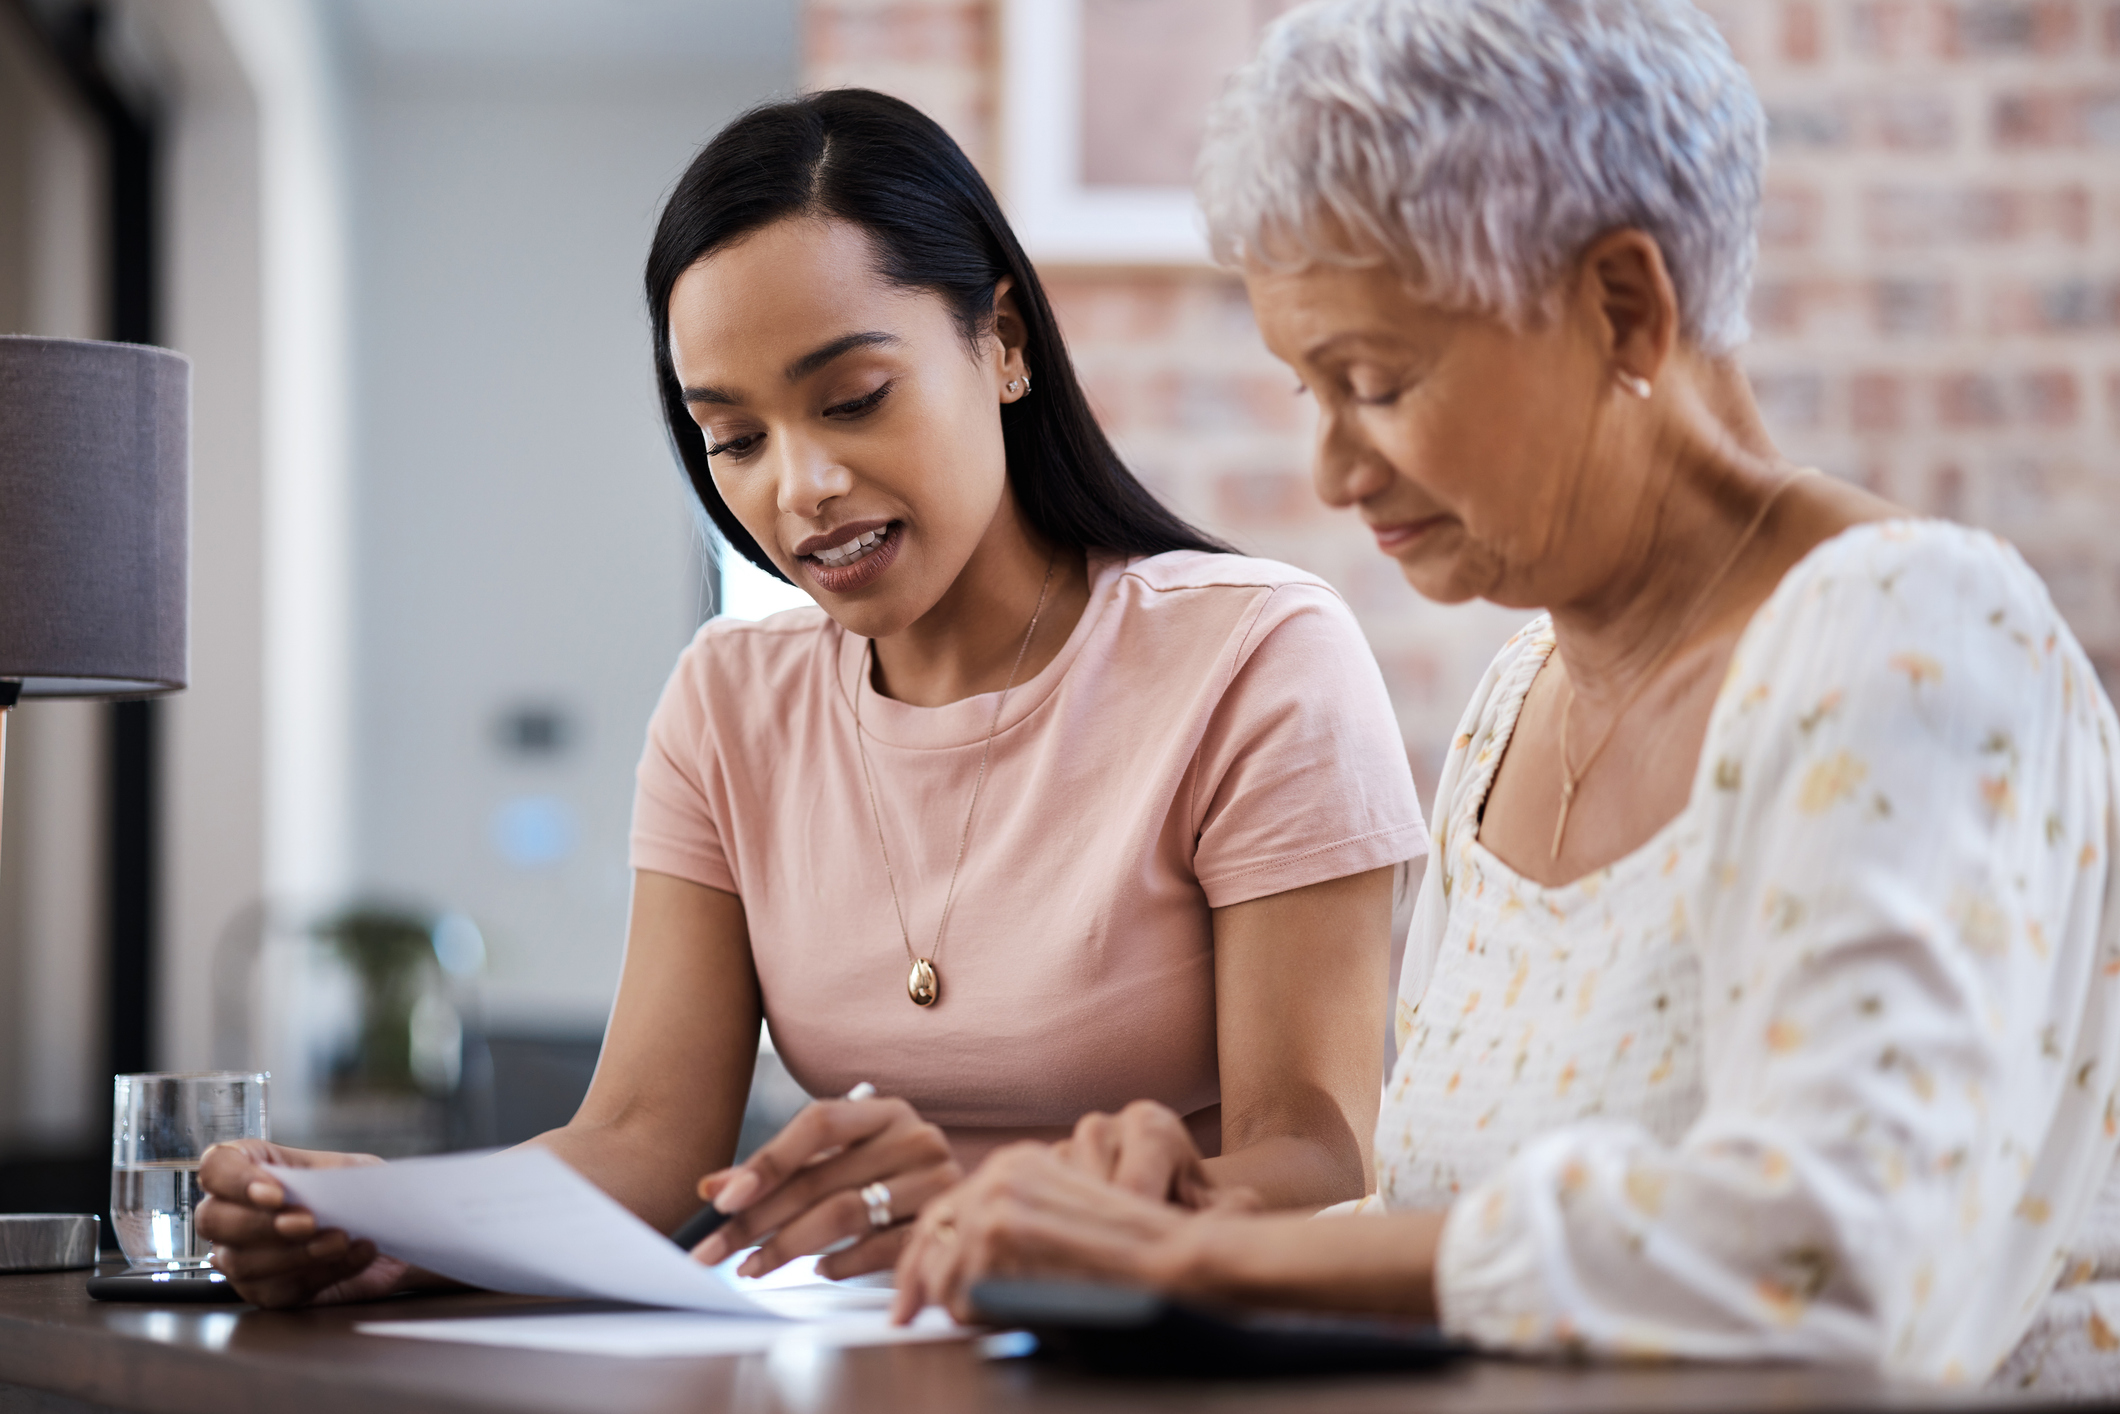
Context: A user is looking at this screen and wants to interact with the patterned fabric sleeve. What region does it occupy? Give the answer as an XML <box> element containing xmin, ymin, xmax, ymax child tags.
<box><xmin>1434</xmin><ymin>525</ymin><xmax>2120</xmax><ymax>1381</ymax></box>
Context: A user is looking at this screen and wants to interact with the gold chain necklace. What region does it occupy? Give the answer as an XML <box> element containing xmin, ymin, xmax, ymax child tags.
<box><xmin>1550</xmin><ymin>467</ymin><xmax>1815</xmax><ymax>860</ymax></box>
<box><xmin>852</xmin><ymin>555</ymin><xmax>1056</xmax><ymax>1006</ymax></box>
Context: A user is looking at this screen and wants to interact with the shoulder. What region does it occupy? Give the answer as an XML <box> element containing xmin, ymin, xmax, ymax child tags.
<box><xmin>652</xmin><ymin>604</ymin><xmax>840</xmax><ymax>733</ymax></box>
<box><xmin>1114</xmin><ymin>550</ymin><xmax>1360</xmax><ymax>649</ymax></box>
<box><xmin>1727</xmin><ymin>519</ymin><xmax>2078</xmax><ymax>723</ymax></box>
<box><xmin>1118</xmin><ymin>548</ymin><xmax>1340</xmax><ymax>598</ymax></box>
<box><xmin>1752</xmin><ymin>518</ymin><xmax>2059</xmax><ymax>648</ymax></box>
<box><xmin>1711</xmin><ymin>519</ymin><xmax>2104</xmax><ymax>814</ymax></box>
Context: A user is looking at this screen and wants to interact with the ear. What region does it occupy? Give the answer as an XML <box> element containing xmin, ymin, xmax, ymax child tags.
<box><xmin>991</xmin><ymin>277</ymin><xmax>1032</xmax><ymax>397</ymax></box>
<box><xmin>1575</xmin><ymin>229</ymin><xmax>1679</xmax><ymax>392</ymax></box>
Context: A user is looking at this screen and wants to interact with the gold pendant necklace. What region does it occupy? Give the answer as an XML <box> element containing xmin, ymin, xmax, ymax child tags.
<box><xmin>1550</xmin><ymin>467</ymin><xmax>1815</xmax><ymax>860</ymax></box>
<box><xmin>852</xmin><ymin>555</ymin><xmax>1056</xmax><ymax>1006</ymax></box>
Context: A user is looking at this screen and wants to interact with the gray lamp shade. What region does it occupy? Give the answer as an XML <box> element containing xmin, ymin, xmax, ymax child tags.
<box><xmin>0</xmin><ymin>335</ymin><xmax>189</xmax><ymax>698</ymax></box>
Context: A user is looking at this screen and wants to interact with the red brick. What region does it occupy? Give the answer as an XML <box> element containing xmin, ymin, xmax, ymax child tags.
<box><xmin>1213</xmin><ymin>470</ymin><xmax>1316</xmax><ymax>528</ymax></box>
<box><xmin>1938</xmin><ymin>372</ymin><xmax>2010</xmax><ymax>427</ymax></box>
<box><xmin>1139</xmin><ymin>372</ymin><xmax>1306</xmax><ymax>435</ymax></box>
<box><xmin>1759</xmin><ymin>183</ymin><xmax>1824</xmax><ymax>248</ymax></box>
<box><xmin>1851</xmin><ymin>372</ymin><xmax>1907</xmax><ymax>431</ymax></box>
<box><xmin>1993</xmin><ymin>87</ymin><xmax>2120</xmax><ymax>147</ymax></box>
<box><xmin>2052</xmin><ymin>185</ymin><xmax>2093</xmax><ymax>242</ymax></box>
<box><xmin>2106</xmin><ymin>1</ymin><xmax>2120</xmax><ymax>53</ymax></box>
<box><xmin>1929</xmin><ymin>462</ymin><xmax>1969</xmax><ymax>519</ymax></box>
<box><xmin>1866</xmin><ymin>93</ymin><xmax>1959</xmax><ymax>150</ymax></box>
<box><xmin>1873</xmin><ymin>278</ymin><xmax>1956</xmax><ymax>336</ymax></box>
<box><xmin>1862</xmin><ymin>184</ymin><xmax>2092</xmax><ymax>246</ymax></box>
<box><xmin>1945</xmin><ymin>0</ymin><xmax>2082</xmax><ymax>55</ymax></box>
<box><xmin>1749</xmin><ymin>278</ymin><xmax>1841</xmax><ymax>335</ymax></box>
<box><xmin>2019</xmin><ymin>369</ymin><xmax>2081</xmax><ymax>426</ymax></box>
<box><xmin>1988</xmin><ymin>278</ymin><xmax>2120</xmax><ymax>333</ymax></box>
<box><xmin>1783</xmin><ymin>0</ymin><xmax>1826</xmax><ymax>60</ymax></box>
<box><xmin>2107</xmin><ymin>370</ymin><xmax>2120</xmax><ymax>428</ymax></box>
<box><xmin>1044</xmin><ymin>276</ymin><xmax>1183</xmax><ymax>343</ymax></box>
<box><xmin>1766</xmin><ymin>99</ymin><xmax>1853</xmax><ymax>149</ymax></box>
<box><xmin>1850</xmin><ymin>1</ymin><xmax>1949</xmax><ymax>58</ymax></box>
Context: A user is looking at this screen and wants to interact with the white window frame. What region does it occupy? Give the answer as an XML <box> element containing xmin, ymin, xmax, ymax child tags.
<box><xmin>998</xmin><ymin>0</ymin><xmax>1214</xmax><ymax>266</ymax></box>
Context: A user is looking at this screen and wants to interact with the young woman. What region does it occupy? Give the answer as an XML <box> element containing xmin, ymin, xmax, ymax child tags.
<box><xmin>195</xmin><ymin>89</ymin><xmax>1426</xmax><ymax>1306</ymax></box>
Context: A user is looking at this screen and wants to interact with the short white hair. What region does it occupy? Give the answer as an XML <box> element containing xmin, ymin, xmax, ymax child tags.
<box><xmin>1196</xmin><ymin>0</ymin><xmax>1766</xmax><ymax>354</ymax></box>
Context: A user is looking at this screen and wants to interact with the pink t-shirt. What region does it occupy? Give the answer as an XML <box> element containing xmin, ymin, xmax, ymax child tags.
<box><xmin>630</xmin><ymin>551</ymin><xmax>1427</xmax><ymax>1163</ymax></box>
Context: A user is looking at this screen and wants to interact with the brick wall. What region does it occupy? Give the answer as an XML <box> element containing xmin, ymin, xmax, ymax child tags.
<box><xmin>804</xmin><ymin>0</ymin><xmax>2120</xmax><ymax>794</ymax></box>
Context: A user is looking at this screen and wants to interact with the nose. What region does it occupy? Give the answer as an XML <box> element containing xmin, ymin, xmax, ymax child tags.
<box><xmin>772</xmin><ymin>430</ymin><xmax>854</xmax><ymax>521</ymax></box>
<box><xmin>1310</xmin><ymin>402</ymin><xmax>1396</xmax><ymax>511</ymax></box>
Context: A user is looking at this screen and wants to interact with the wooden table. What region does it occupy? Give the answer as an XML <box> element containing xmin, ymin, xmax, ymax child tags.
<box><xmin>0</xmin><ymin>1263</ymin><xmax>2041</xmax><ymax>1414</ymax></box>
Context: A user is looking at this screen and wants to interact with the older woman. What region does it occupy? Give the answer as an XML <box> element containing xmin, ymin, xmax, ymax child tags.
<box><xmin>890</xmin><ymin>0</ymin><xmax>2120</xmax><ymax>1387</ymax></box>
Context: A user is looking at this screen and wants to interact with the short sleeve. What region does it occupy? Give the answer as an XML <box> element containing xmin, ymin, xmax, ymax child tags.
<box><xmin>1434</xmin><ymin>524</ymin><xmax>2120</xmax><ymax>1380</ymax></box>
<box><xmin>628</xmin><ymin>634</ymin><xmax>737</xmax><ymax>894</ymax></box>
<box><xmin>1189</xmin><ymin>582</ymin><xmax>1429</xmax><ymax>908</ymax></box>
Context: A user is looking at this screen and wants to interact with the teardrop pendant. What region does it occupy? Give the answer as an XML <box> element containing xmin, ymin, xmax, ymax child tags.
<box><xmin>907</xmin><ymin>958</ymin><xmax>939</xmax><ymax>1007</ymax></box>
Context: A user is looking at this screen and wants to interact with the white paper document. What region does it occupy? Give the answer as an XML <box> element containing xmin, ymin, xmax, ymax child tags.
<box><xmin>356</xmin><ymin>1305</ymin><xmax>964</xmax><ymax>1360</ymax></box>
<box><xmin>265</xmin><ymin>1147</ymin><xmax>770</xmax><ymax>1314</ymax></box>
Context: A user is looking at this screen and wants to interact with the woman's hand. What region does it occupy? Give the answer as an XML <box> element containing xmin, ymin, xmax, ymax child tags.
<box><xmin>688</xmin><ymin>1092</ymin><xmax>961</xmax><ymax>1280</ymax></box>
<box><xmin>1052</xmin><ymin>1100</ymin><xmax>1256</xmax><ymax>1211</ymax></box>
<box><xmin>890</xmin><ymin>1142</ymin><xmax>1447</xmax><ymax>1326</ymax></box>
<box><xmin>890</xmin><ymin>1141</ymin><xmax>1205</xmax><ymax>1324</ymax></box>
<box><xmin>195</xmin><ymin>1140</ymin><xmax>420</xmax><ymax>1308</ymax></box>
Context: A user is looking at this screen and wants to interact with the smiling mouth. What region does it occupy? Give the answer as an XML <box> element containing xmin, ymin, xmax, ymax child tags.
<box><xmin>806</xmin><ymin>523</ymin><xmax>895</xmax><ymax>568</ymax></box>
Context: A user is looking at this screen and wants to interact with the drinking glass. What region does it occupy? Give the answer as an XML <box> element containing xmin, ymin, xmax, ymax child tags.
<box><xmin>110</xmin><ymin>1071</ymin><xmax>268</xmax><ymax>1269</ymax></box>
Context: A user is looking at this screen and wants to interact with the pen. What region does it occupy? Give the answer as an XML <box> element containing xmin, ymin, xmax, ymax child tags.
<box><xmin>672</xmin><ymin>1081</ymin><xmax>878</xmax><ymax>1252</ymax></box>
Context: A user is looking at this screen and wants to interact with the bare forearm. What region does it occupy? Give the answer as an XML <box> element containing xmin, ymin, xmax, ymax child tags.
<box><xmin>532</xmin><ymin>1107</ymin><xmax>736</xmax><ymax>1234</ymax></box>
<box><xmin>1201</xmin><ymin>1130</ymin><xmax>1367</xmax><ymax>1212</ymax></box>
<box><xmin>1161</xmin><ymin>1209</ymin><xmax>1446</xmax><ymax>1320</ymax></box>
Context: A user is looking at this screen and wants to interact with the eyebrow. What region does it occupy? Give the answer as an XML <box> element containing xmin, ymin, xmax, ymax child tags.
<box><xmin>1301</xmin><ymin>331</ymin><xmax>1401</xmax><ymax>363</ymax></box>
<box><xmin>680</xmin><ymin>330</ymin><xmax>902</xmax><ymax>407</ymax></box>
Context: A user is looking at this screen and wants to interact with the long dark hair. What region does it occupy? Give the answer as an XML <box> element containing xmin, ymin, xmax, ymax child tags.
<box><xmin>645</xmin><ymin>89</ymin><xmax>1230</xmax><ymax>582</ymax></box>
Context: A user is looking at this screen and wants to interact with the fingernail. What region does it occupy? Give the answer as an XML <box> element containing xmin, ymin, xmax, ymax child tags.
<box><xmin>247</xmin><ymin>1180</ymin><xmax>283</xmax><ymax>1208</ymax></box>
<box><xmin>692</xmin><ymin>1236</ymin><xmax>725</xmax><ymax>1265</ymax></box>
<box><xmin>714</xmin><ymin>1169</ymin><xmax>760</xmax><ymax>1213</ymax></box>
<box><xmin>306</xmin><ymin>1233</ymin><xmax>343</xmax><ymax>1258</ymax></box>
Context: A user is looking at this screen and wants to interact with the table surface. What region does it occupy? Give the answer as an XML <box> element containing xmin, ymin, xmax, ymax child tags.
<box><xmin>0</xmin><ymin>1263</ymin><xmax>2058</xmax><ymax>1414</ymax></box>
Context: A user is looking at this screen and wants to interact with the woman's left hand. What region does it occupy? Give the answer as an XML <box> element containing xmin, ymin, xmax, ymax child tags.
<box><xmin>689</xmin><ymin>1092</ymin><xmax>961</xmax><ymax>1279</ymax></box>
<box><xmin>1052</xmin><ymin>1099</ymin><xmax>1243</xmax><ymax>1210</ymax></box>
<box><xmin>890</xmin><ymin>1141</ymin><xmax>1211</xmax><ymax>1324</ymax></box>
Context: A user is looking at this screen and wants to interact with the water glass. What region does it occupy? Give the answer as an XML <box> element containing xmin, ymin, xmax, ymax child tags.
<box><xmin>110</xmin><ymin>1071</ymin><xmax>268</xmax><ymax>1269</ymax></box>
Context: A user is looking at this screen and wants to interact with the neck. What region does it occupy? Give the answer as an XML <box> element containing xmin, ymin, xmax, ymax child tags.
<box><xmin>1544</xmin><ymin>353</ymin><xmax>1795</xmax><ymax>709</ymax></box>
<box><xmin>869</xmin><ymin>495</ymin><xmax>1091</xmax><ymax>708</ymax></box>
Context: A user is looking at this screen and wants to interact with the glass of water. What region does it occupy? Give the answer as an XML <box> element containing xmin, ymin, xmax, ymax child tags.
<box><xmin>111</xmin><ymin>1071</ymin><xmax>268</xmax><ymax>1270</ymax></box>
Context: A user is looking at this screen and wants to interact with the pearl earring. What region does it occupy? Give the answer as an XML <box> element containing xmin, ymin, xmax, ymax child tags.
<box><xmin>1618</xmin><ymin>372</ymin><xmax>1652</xmax><ymax>400</ymax></box>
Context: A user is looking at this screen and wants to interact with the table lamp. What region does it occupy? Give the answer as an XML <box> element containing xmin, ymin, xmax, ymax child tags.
<box><xmin>0</xmin><ymin>332</ymin><xmax>188</xmax><ymax>933</ymax></box>
<box><xmin>0</xmin><ymin>335</ymin><xmax>187</xmax><ymax>1273</ymax></box>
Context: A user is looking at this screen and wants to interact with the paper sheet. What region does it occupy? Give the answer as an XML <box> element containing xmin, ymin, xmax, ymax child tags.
<box><xmin>265</xmin><ymin>1147</ymin><xmax>770</xmax><ymax>1314</ymax></box>
<box><xmin>355</xmin><ymin>1306</ymin><xmax>965</xmax><ymax>1359</ymax></box>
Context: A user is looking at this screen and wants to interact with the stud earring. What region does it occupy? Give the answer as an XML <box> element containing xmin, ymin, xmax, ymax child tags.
<box><xmin>1618</xmin><ymin>372</ymin><xmax>1652</xmax><ymax>400</ymax></box>
<box><xmin>1005</xmin><ymin>379</ymin><xmax>1021</xmax><ymax>396</ymax></box>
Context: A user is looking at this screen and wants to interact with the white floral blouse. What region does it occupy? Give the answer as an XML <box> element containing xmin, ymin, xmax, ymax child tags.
<box><xmin>1372</xmin><ymin>520</ymin><xmax>2120</xmax><ymax>1385</ymax></box>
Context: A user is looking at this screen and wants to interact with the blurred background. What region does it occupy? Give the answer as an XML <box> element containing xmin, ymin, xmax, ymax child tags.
<box><xmin>0</xmin><ymin>0</ymin><xmax>2115</xmax><ymax>1225</ymax></box>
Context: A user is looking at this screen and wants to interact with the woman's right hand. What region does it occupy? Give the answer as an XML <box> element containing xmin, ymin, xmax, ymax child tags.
<box><xmin>195</xmin><ymin>1139</ymin><xmax>416</xmax><ymax>1308</ymax></box>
